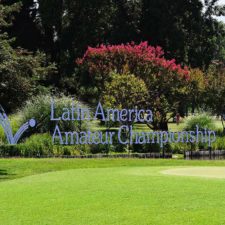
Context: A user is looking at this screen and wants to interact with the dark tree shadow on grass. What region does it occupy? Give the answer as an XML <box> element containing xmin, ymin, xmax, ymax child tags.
<box><xmin>0</xmin><ymin>169</ymin><xmax>12</xmax><ymax>180</ymax></box>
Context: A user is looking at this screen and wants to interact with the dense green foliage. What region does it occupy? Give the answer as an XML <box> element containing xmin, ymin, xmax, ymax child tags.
<box><xmin>19</xmin><ymin>94</ymin><xmax>90</xmax><ymax>133</ymax></box>
<box><xmin>184</xmin><ymin>114</ymin><xmax>216</xmax><ymax>131</ymax></box>
<box><xmin>0</xmin><ymin>133</ymin><xmax>83</xmax><ymax>157</ymax></box>
<box><xmin>102</xmin><ymin>73</ymin><xmax>148</xmax><ymax>111</ymax></box>
<box><xmin>204</xmin><ymin>63</ymin><xmax>225</xmax><ymax>132</ymax></box>
<box><xmin>0</xmin><ymin>1</ymin><xmax>224</xmax><ymax>155</ymax></box>
<box><xmin>1</xmin><ymin>0</ymin><xmax>225</xmax><ymax>81</ymax></box>
<box><xmin>0</xmin><ymin>2</ymin><xmax>56</xmax><ymax>112</ymax></box>
<box><xmin>77</xmin><ymin>42</ymin><xmax>190</xmax><ymax>130</ymax></box>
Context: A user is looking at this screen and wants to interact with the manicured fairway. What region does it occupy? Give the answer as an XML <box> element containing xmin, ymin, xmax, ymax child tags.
<box><xmin>1</xmin><ymin>159</ymin><xmax>225</xmax><ymax>225</ymax></box>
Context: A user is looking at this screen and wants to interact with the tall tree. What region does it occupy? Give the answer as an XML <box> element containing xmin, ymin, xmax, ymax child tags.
<box><xmin>141</xmin><ymin>0</ymin><xmax>225</xmax><ymax>68</ymax></box>
<box><xmin>77</xmin><ymin>42</ymin><xmax>190</xmax><ymax>131</ymax></box>
<box><xmin>4</xmin><ymin>0</ymin><xmax>224</xmax><ymax>88</ymax></box>
<box><xmin>205</xmin><ymin>62</ymin><xmax>225</xmax><ymax>133</ymax></box>
<box><xmin>109</xmin><ymin>0</ymin><xmax>142</xmax><ymax>44</ymax></box>
<box><xmin>37</xmin><ymin>0</ymin><xmax>116</xmax><ymax>80</ymax></box>
<box><xmin>0</xmin><ymin>2</ymin><xmax>56</xmax><ymax>112</ymax></box>
<box><xmin>2</xmin><ymin>0</ymin><xmax>42</xmax><ymax>51</ymax></box>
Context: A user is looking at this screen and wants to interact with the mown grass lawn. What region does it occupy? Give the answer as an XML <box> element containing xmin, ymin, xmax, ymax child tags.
<box><xmin>1</xmin><ymin>159</ymin><xmax>225</xmax><ymax>225</ymax></box>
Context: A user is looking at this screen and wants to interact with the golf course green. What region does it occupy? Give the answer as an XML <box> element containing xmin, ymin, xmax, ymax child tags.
<box><xmin>1</xmin><ymin>159</ymin><xmax>225</xmax><ymax>225</ymax></box>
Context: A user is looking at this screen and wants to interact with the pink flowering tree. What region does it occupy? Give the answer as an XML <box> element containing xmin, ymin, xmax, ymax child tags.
<box><xmin>76</xmin><ymin>42</ymin><xmax>190</xmax><ymax>130</ymax></box>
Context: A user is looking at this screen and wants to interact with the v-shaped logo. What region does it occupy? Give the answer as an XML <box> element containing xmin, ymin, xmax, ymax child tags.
<box><xmin>0</xmin><ymin>105</ymin><xmax>36</xmax><ymax>144</ymax></box>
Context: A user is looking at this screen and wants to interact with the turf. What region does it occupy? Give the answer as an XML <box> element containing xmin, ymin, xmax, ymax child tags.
<box><xmin>3</xmin><ymin>158</ymin><xmax>225</xmax><ymax>181</ymax></box>
<box><xmin>1</xmin><ymin>159</ymin><xmax>225</xmax><ymax>225</ymax></box>
<box><xmin>162</xmin><ymin>166</ymin><xmax>225</xmax><ymax>178</ymax></box>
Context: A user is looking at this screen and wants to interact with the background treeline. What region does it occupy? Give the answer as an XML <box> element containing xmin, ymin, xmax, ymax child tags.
<box><xmin>1</xmin><ymin>0</ymin><xmax>225</xmax><ymax>108</ymax></box>
<box><xmin>4</xmin><ymin>0</ymin><xmax>225</xmax><ymax>68</ymax></box>
<box><xmin>0</xmin><ymin>0</ymin><xmax>225</xmax><ymax>156</ymax></box>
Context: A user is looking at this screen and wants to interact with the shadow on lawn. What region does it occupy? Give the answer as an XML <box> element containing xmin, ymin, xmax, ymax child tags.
<box><xmin>0</xmin><ymin>169</ymin><xmax>13</xmax><ymax>180</ymax></box>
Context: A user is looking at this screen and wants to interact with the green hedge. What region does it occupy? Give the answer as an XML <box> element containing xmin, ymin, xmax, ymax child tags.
<box><xmin>0</xmin><ymin>132</ymin><xmax>225</xmax><ymax>157</ymax></box>
<box><xmin>0</xmin><ymin>133</ymin><xmax>89</xmax><ymax>157</ymax></box>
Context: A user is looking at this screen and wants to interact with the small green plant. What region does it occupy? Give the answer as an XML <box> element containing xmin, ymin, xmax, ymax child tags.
<box><xmin>184</xmin><ymin>114</ymin><xmax>216</xmax><ymax>131</ymax></box>
<box><xmin>20</xmin><ymin>133</ymin><xmax>53</xmax><ymax>157</ymax></box>
<box><xmin>211</xmin><ymin>137</ymin><xmax>225</xmax><ymax>150</ymax></box>
<box><xmin>18</xmin><ymin>94</ymin><xmax>91</xmax><ymax>134</ymax></box>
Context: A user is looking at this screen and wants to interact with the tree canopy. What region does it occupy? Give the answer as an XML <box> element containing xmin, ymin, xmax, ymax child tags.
<box><xmin>0</xmin><ymin>0</ymin><xmax>225</xmax><ymax>130</ymax></box>
<box><xmin>0</xmin><ymin>2</ymin><xmax>56</xmax><ymax>112</ymax></box>
<box><xmin>2</xmin><ymin>0</ymin><xmax>224</xmax><ymax>79</ymax></box>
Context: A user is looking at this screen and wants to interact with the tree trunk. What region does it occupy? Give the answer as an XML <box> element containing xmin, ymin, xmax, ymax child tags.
<box><xmin>221</xmin><ymin>116</ymin><xmax>225</xmax><ymax>135</ymax></box>
<box><xmin>191</xmin><ymin>102</ymin><xmax>195</xmax><ymax>114</ymax></box>
<box><xmin>159</xmin><ymin>121</ymin><xmax>168</xmax><ymax>131</ymax></box>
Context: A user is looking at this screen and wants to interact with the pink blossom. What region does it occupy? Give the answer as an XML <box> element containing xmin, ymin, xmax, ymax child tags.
<box><xmin>76</xmin><ymin>42</ymin><xmax>190</xmax><ymax>78</ymax></box>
